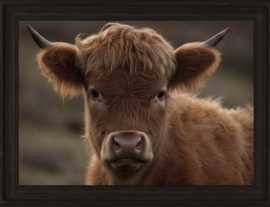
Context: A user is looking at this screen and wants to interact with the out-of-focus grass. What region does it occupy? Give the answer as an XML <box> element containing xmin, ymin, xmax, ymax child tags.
<box><xmin>200</xmin><ymin>67</ymin><xmax>253</xmax><ymax>108</ymax></box>
<box><xmin>19</xmin><ymin>120</ymin><xmax>87</xmax><ymax>185</ymax></box>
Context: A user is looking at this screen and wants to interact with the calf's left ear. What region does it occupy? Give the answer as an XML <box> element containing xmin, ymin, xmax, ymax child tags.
<box><xmin>169</xmin><ymin>28</ymin><xmax>230</xmax><ymax>92</ymax></box>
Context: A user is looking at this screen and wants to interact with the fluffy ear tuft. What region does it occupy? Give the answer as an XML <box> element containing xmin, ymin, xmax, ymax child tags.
<box><xmin>37</xmin><ymin>42</ymin><xmax>84</xmax><ymax>99</ymax></box>
<box><xmin>169</xmin><ymin>42</ymin><xmax>221</xmax><ymax>92</ymax></box>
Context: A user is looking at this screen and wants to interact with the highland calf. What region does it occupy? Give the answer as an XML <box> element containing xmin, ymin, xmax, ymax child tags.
<box><xmin>27</xmin><ymin>23</ymin><xmax>253</xmax><ymax>185</ymax></box>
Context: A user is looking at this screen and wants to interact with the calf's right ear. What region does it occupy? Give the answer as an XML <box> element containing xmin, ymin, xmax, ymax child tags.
<box><xmin>27</xmin><ymin>25</ymin><xmax>84</xmax><ymax>99</ymax></box>
<box><xmin>169</xmin><ymin>27</ymin><xmax>230</xmax><ymax>92</ymax></box>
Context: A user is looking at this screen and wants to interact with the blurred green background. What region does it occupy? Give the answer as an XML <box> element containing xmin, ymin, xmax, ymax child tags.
<box><xmin>19</xmin><ymin>21</ymin><xmax>253</xmax><ymax>185</ymax></box>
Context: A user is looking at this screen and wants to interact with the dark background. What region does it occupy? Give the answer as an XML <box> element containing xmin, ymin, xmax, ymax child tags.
<box><xmin>19</xmin><ymin>21</ymin><xmax>253</xmax><ymax>185</ymax></box>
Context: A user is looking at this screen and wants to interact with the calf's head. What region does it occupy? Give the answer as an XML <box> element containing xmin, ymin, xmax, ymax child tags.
<box><xmin>28</xmin><ymin>23</ymin><xmax>229</xmax><ymax>176</ymax></box>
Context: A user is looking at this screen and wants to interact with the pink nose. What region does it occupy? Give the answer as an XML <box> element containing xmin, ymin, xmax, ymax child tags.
<box><xmin>109</xmin><ymin>131</ymin><xmax>145</xmax><ymax>161</ymax></box>
<box><xmin>113</xmin><ymin>136</ymin><xmax>142</xmax><ymax>154</ymax></box>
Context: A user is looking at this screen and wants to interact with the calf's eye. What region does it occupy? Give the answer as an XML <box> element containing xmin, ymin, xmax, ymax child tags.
<box><xmin>157</xmin><ymin>91</ymin><xmax>165</xmax><ymax>99</ymax></box>
<box><xmin>91</xmin><ymin>90</ymin><xmax>99</xmax><ymax>98</ymax></box>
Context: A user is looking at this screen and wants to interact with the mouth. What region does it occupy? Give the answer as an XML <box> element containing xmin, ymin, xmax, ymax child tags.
<box><xmin>109</xmin><ymin>159</ymin><xmax>146</xmax><ymax>175</ymax></box>
<box><xmin>112</xmin><ymin>159</ymin><xmax>147</xmax><ymax>163</ymax></box>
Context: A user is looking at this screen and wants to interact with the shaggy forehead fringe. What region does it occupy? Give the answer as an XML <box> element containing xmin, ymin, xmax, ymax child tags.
<box><xmin>75</xmin><ymin>23</ymin><xmax>177</xmax><ymax>77</ymax></box>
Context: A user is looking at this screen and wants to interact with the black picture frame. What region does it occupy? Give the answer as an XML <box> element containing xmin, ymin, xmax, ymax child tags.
<box><xmin>0</xmin><ymin>0</ymin><xmax>269</xmax><ymax>206</ymax></box>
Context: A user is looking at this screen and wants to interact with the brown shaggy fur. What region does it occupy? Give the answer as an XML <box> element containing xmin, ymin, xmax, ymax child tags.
<box><xmin>36</xmin><ymin>23</ymin><xmax>253</xmax><ymax>185</ymax></box>
<box><xmin>75</xmin><ymin>23</ymin><xmax>176</xmax><ymax>77</ymax></box>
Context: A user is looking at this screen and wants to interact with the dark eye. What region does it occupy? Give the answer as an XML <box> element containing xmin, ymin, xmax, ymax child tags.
<box><xmin>91</xmin><ymin>90</ymin><xmax>99</xmax><ymax>98</ymax></box>
<box><xmin>157</xmin><ymin>91</ymin><xmax>165</xmax><ymax>99</ymax></box>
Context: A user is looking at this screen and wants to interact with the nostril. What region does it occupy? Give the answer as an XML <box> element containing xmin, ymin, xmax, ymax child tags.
<box><xmin>135</xmin><ymin>137</ymin><xmax>142</xmax><ymax>153</ymax></box>
<box><xmin>113</xmin><ymin>137</ymin><xmax>121</xmax><ymax>152</ymax></box>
